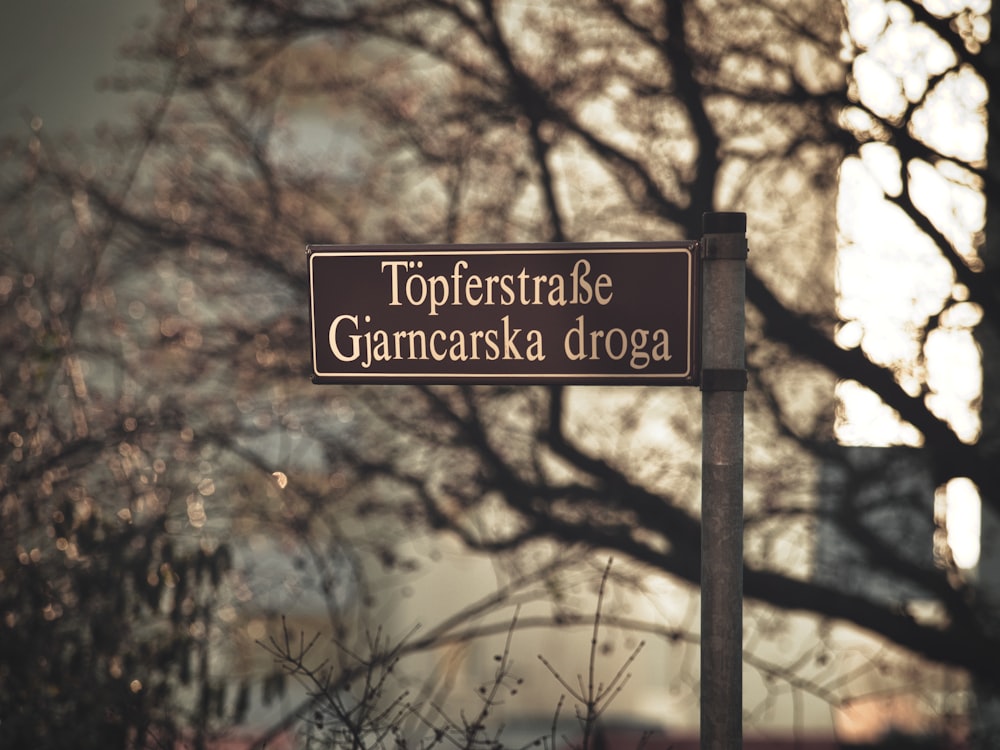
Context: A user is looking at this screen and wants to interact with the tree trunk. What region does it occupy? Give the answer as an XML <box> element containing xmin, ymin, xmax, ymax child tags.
<box><xmin>973</xmin><ymin>10</ymin><xmax>1000</xmax><ymax>746</ymax></box>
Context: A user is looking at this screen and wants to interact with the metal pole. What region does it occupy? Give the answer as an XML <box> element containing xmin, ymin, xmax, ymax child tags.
<box><xmin>699</xmin><ymin>212</ymin><xmax>747</xmax><ymax>750</ymax></box>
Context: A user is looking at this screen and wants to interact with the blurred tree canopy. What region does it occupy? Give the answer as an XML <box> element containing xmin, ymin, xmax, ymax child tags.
<box><xmin>1</xmin><ymin>0</ymin><xmax>997</xmax><ymax>746</ymax></box>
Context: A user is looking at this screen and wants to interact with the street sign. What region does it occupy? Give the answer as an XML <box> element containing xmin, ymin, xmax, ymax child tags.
<box><xmin>308</xmin><ymin>242</ymin><xmax>699</xmax><ymax>384</ymax></box>
<box><xmin>308</xmin><ymin>213</ymin><xmax>747</xmax><ymax>750</ymax></box>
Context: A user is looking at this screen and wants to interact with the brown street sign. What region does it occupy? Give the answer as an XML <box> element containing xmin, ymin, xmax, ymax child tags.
<box><xmin>308</xmin><ymin>242</ymin><xmax>699</xmax><ymax>384</ymax></box>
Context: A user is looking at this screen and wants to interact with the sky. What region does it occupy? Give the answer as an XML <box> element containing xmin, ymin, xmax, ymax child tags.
<box><xmin>0</xmin><ymin>4</ymin><xmax>987</xmax><ymax>735</ymax></box>
<box><xmin>0</xmin><ymin>0</ymin><xmax>153</xmax><ymax>135</ymax></box>
<box><xmin>837</xmin><ymin>0</ymin><xmax>985</xmax><ymax>569</ymax></box>
<box><xmin>1</xmin><ymin>0</ymin><xmax>984</xmax><ymax>569</ymax></box>
<box><xmin>1</xmin><ymin>0</ymin><xmax>978</xmax><ymax>436</ymax></box>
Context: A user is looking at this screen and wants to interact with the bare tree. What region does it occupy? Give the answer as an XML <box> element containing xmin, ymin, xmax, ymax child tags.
<box><xmin>2</xmin><ymin>0</ymin><xmax>996</xmax><ymax>746</ymax></box>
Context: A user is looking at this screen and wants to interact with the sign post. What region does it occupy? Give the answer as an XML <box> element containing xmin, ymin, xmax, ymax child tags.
<box><xmin>699</xmin><ymin>212</ymin><xmax>747</xmax><ymax>750</ymax></box>
<box><xmin>308</xmin><ymin>213</ymin><xmax>747</xmax><ymax>750</ymax></box>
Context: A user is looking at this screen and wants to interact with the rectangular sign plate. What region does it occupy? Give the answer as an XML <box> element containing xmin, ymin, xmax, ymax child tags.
<box><xmin>308</xmin><ymin>242</ymin><xmax>699</xmax><ymax>384</ymax></box>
